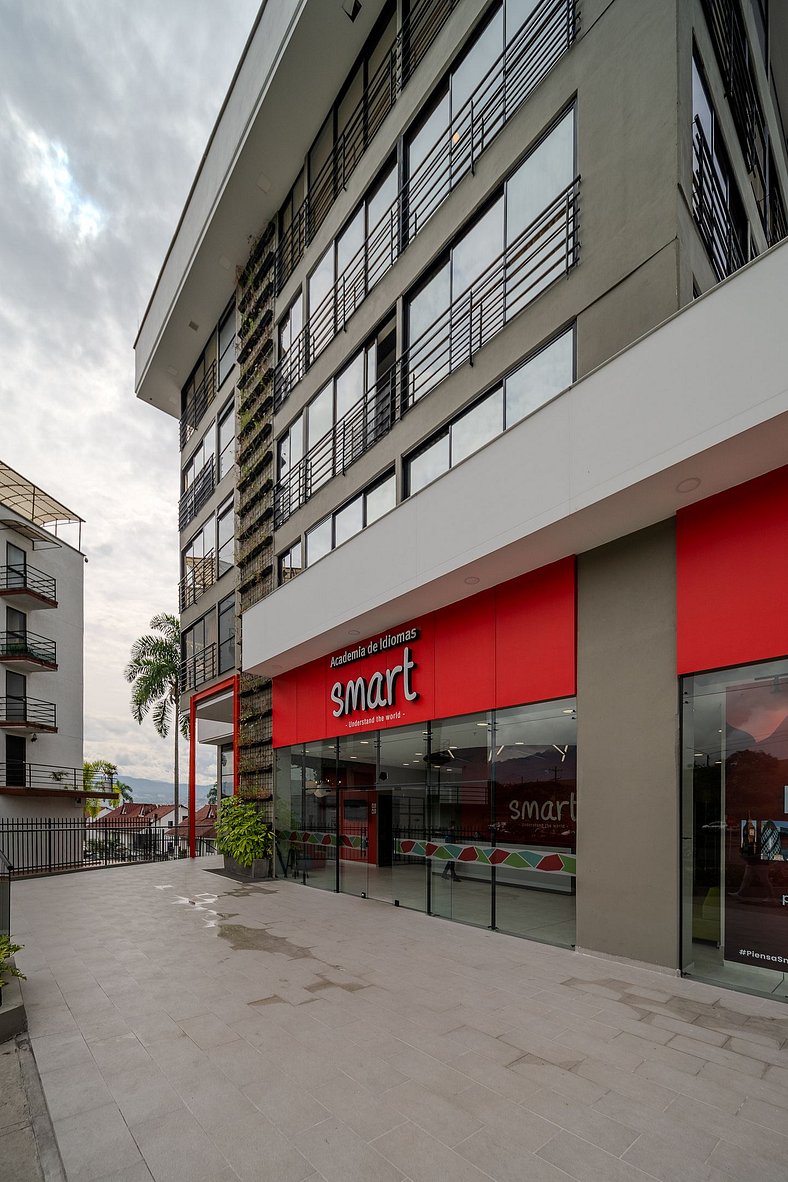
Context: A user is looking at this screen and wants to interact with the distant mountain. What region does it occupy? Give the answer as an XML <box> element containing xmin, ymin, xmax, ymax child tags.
<box><xmin>122</xmin><ymin>777</ymin><xmax>214</xmax><ymax>808</ymax></box>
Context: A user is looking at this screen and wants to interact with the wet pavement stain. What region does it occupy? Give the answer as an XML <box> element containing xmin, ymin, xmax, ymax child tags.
<box><xmin>216</xmin><ymin>922</ymin><xmax>312</xmax><ymax>957</ymax></box>
<box><xmin>305</xmin><ymin>977</ymin><xmax>369</xmax><ymax>993</ymax></box>
<box><xmin>221</xmin><ymin>885</ymin><xmax>279</xmax><ymax>898</ymax></box>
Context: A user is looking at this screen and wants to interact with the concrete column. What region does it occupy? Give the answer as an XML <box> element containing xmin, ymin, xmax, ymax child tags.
<box><xmin>576</xmin><ymin>520</ymin><xmax>679</xmax><ymax>970</ymax></box>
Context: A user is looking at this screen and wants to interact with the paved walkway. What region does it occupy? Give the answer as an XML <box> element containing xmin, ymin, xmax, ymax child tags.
<box><xmin>10</xmin><ymin>856</ymin><xmax>788</xmax><ymax>1182</ymax></box>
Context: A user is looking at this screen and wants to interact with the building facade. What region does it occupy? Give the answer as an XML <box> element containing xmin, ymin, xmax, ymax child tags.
<box><xmin>0</xmin><ymin>462</ymin><xmax>99</xmax><ymax>819</ymax></box>
<box><xmin>136</xmin><ymin>0</ymin><xmax>788</xmax><ymax>1001</ymax></box>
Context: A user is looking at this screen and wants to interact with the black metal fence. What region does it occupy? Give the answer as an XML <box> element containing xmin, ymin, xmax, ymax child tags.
<box><xmin>0</xmin><ymin>763</ymin><xmax>113</xmax><ymax>791</ymax></box>
<box><xmin>0</xmin><ymin>818</ymin><xmax>217</xmax><ymax>879</ymax></box>
<box><xmin>178</xmin><ymin>458</ymin><xmax>215</xmax><ymax>532</ymax></box>
<box><xmin>0</xmin><ymin>563</ymin><xmax>57</xmax><ymax>603</ymax></box>
<box><xmin>0</xmin><ymin>696</ymin><xmax>57</xmax><ymax>730</ymax></box>
<box><xmin>0</xmin><ymin>630</ymin><xmax>57</xmax><ymax>666</ymax></box>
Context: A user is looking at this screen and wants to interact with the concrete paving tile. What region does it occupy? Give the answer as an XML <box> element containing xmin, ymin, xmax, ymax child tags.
<box><xmin>206</xmin><ymin>1035</ymin><xmax>269</xmax><ymax>1087</ymax></box>
<box><xmin>737</xmin><ymin>1094</ymin><xmax>788</xmax><ymax>1132</ymax></box>
<box><xmin>176</xmin><ymin>1012</ymin><xmax>241</xmax><ymax>1051</ymax></box>
<box><xmin>443</xmin><ymin>1050</ymin><xmax>543</xmax><ymax>1104</ymax></box>
<box><xmin>592</xmin><ymin>1089</ymin><xmax>720</xmax><ymax>1161</ymax></box>
<box><xmin>697</xmin><ymin>1060</ymin><xmax>788</xmax><ymax>1107</ymax></box>
<box><xmin>30</xmin><ymin>1029</ymin><xmax>93</xmax><ymax>1075</ymax></box>
<box><xmin>634</xmin><ymin>1059</ymin><xmax>743</xmax><ymax>1113</ymax></box>
<box><xmin>77</xmin><ymin>1010</ymin><xmax>132</xmax><ymax>1044</ymax></box>
<box><xmin>243</xmin><ymin>1075</ymin><xmax>331</xmax><ymax>1137</ymax></box>
<box><xmin>622</xmin><ymin>1132</ymin><xmax>729</xmax><ymax>1182</ymax></box>
<box><xmin>642</xmin><ymin>1013</ymin><xmax>729</xmax><ymax>1046</ymax></box>
<box><xmin>370</xmin><ymin>1120</ymin><xmax>498</xmax><ymax>1182</ymax></box>
<box><xmin>208</xmin><ymin>1112</ymin><xmax>316</xmax><ymax>1182</ymax></box>
<box><xmin>455</xmin><ymin>1126</ymin><xmax>576</xmax><ymax>1182</ymax></box>
<box><xmin>551</xmin><ymin>1028</ymin><xmax>644</xmax><ymax>1070</ymax></box>
<box><xmin>53</xmin><ymin>1101</ymin><xmax>143</xmax><ymax>1182</ymax></box>
<box><xmin>89</xmin><ymin>1033</ymin><xmax>153</xmax><ymax>1074</ymax></box>
<box><xmin>100</xmin><ymin>1063</ymin><xmax>184</xmax><ymax>1129</ymax></box>
<box><xmin>305</xmin><ymin>1071</ymin><xmax>403</xmax><ymax>1141</ymax></box>
<box><xmin>537</xmin><ymin>1130</ymin><xmax>656</xmax><ymax>1182</ymax></box>
<box><xmin>25</xmin><ymin>1005</ymin><xmax>79</xmax><ymax>1038</ymax></box>
<box><xmin>665</xmin><ymin>1035</ymin><xmax>767</xmax><ymax>1077</ymax></box>
<box><xmin>130</xmin><ymin>1108</ymin><xmax>239</xmax><ymax>1182</ymax></box>
<box><xmin>574</xmin><ymin>1057</ymin><xmax>676</xmax><ymax>1110</ymax></box>
<box><xmin>525</xmin><ymin>1087</ymin><xmax>639</xmax><ymax>1156</ymax></box>
<box><xmin>295</xmin><ymin>1116</ymin><xmax>406</xmax><ymax>1182</ymax></box>
<box><xmin>612</xmin><ymin>1032</ymin><xmax>707</xmax><ymax>1074</ymax></box>
<box><xmin>92</xmin><ymin>1164</ymin><xmax>154</xmax><ymax>1182</ymax></box>
<box><xmin>37</xmin><ymin>1059</ymin><xmax>114</xmax><ymax>1122</ymax></box>
<box><xmin>383</xmin><ymin>1079</ymin><xmax>482</xmax><ymax>1147</ymax></box>
<box><xmin>707</xmin><ymin>1138</ymin><xmax>787</xmax><ymax>1182</ymax></box>
<box><xmin>664</xmin><ymin>1094</ymin><xmax>788</xmax><ymax>1165</ymax></box>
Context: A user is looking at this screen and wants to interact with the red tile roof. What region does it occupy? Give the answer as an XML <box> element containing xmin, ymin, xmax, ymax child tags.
<box><xmin>89</xmin><ymin>802</ymin><xmax>181</xmax><ymax>827</ymax></box>
<box><xmin>170</xmin><ymin>804</ymin><xmax>217</xmax><ymax>839</ymax></box>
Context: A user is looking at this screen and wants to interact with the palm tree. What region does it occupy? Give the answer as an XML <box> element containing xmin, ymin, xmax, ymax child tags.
<box><xmin>82</xmin><ymin>759</ymin><xmax>132</xmax><ymax>817</ymax></box>
<box><xmin>124</xmin><ymin>614</ymin><xmax>188</xmax><ymax>821</ymax></box>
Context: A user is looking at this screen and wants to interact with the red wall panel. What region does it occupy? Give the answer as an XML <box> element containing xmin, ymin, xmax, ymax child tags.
<box><xmin>677</xmin><ymin>466</ymin><xmax>788</xmax><ymax>674</ymax></box>
<box><xmin>272</xmin><ymin>558</ymin><xmax>576</xmax><ymax>746</ymax></box>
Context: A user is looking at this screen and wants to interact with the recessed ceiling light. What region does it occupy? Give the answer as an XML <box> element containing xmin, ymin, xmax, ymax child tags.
<box><xmin>360</xmin><ymin>740</ymin><xmax>369</xmax><ymax>745</ymax></box>
<box><xmin>348</xmin><ymin>629</ymin><xmax>360</xmax><ymax>637</ymax></box>
<box><xmin>414</xmin><ymin>752</ymin><xmax>423</xmax><ymax>756</ymax></box>
<box><xmin>515</xmin><ymin>741</ymin><xmax>524</xmax><ymax>746</ymax></box>
<box><xmin>350</xmin><ymin>755</ymin><xmax>357</xmax><ymax>760</ymax></box>
<box><xmin>402</xmin><ymin>762</ymin><xmax>409</xmax><ymax>766</ymax></box>
<box><xmin>676</xmin><ymin>476</ymin><xmax>701</xmax><ymax>494</ymax></box>
<box><xmin>256</xmin><ymin>172</ymin><xmax>271</xmax><ymax>193</ymax></box>
<box><xmin>188</xmin><ymin>320</ymin><xmax>199</xmax><ymax>332</ymax></box>
<box><xmin>464</xmin><ymin>576</ymin><xmax>480</xmax><ymax>585</ymax></box>
<box><xmin>476</xmin><ymin>722</ymin><xmax>488</xmax><ymax>727</ymax></box>
<box><xmin>166</xmin><ymin>365</ymin><xmax>178</xmax><ymax>377</ymax></box>
<box><xmin>562</xmin><ymin>709</ymin><xmax>574</xmax><ymax>714</ymax></box>
<box><xmin>218</xmin><ymin>255</ymin><xmax>232</xmax><ymax>271</ymax></box>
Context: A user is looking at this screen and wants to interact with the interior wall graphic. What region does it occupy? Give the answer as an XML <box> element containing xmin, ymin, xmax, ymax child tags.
<box><xmin>723</xmin><ymin>680</ymin><xmax>788</xmax><ymax>970</ymax></box>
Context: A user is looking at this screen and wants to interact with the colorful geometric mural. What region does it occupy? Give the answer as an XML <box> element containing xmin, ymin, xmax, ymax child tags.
<box><xmin>285</xmin><ymin>830</ymin><xmax>363</xmax><ymax>850</ymax></box>
<box><xmin>395</xmin><ymin>839</ymin><xmax>576</xmax><ymax>876</ymax></box>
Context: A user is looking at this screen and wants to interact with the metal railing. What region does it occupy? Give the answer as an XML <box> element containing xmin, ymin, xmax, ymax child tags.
<box><xmin>180</xmin><ymin>642</ymin><xmax>217</xmax><ymax>692</ymax></box>
<box><xmin>0</xmin><ymin>630</ymin><xmax>57</xmax><ymax>667</ymax></box>
<box><xmin>274</xmin><ymin>0</ymin><xmax>576</xmax><ymax>410</ymax></box>
<box><xmin>276</xmin><ymin>0</ymin><xmax>460</xmax><ymax>292</ymax></box>
<box><xmin>179</xmin><ymin>552</ymin><xmax>216</xmax><ymax>612</ymax></box>
<box><xmin>0</xmin><ymin>849</ymin><xmax>10</xmax><ymax>937</ymax></box>
<box><xmin>178</xmin><ymin>458</ymin><xmax>215</xmax><ymax>532</ymax></box>
<box><xmin>275</xmin><ymin>178</ymin><xmax>579</xmax><ymax>525</ymax></box>
<box><xmin>692</xmin><ymin>117</ymin><xmax>747</xmax><ymax>281</ymax></box>
<box><xmin>0</xmin><ymin>564</ymin><xmax>57</xmax><ymax>603</ymax></box>
<box><xmin>0</xmin><ymin>763</ymin><xmax>113</xmax><ymax>791</ymax></box>
<box><xmin>179</xmin><ymin>361</ymin><xmax>217</xmax><ymax>450</ymax></box>
<box><xmin>0</xmin><ymin>697</ymin><xmax>57</xmax><ymax>730</ymax></box>
<box><xmin>0</xmin><ymin>818</ymin><xmax>216</xmax><ymax>878</ymax></box>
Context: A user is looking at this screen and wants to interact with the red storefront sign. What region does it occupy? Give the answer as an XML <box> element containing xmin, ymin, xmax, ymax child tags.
<box><xmin>272</xmin><ymin>557</ymin><xmax>576</xmax><ymax>747</ymax></box>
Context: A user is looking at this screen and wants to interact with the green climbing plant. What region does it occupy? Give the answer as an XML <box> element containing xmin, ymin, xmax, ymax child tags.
<box><xmin>215</xmin><ymin>796</ymin><xmax>272</xmax><ymax>868</ymax></box>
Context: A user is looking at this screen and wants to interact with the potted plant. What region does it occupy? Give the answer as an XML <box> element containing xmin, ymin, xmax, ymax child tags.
<box><xmin>215</xmin><ymin>796</ymin><xmax>273</xmax><ymax>879</ymax></box>
<box><xmin>0</xmin><ymin>937</ymin><xmax>25</xmax><ymax>1008</ymax></box>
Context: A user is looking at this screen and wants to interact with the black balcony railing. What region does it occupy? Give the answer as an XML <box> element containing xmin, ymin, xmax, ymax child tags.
<box><xmin>275</xmin><ymin>179</ymin><xmax>579</xmax><ymax>526</ymax></box>
<box><xmin>0</xmin><ymin>817</ymin><xmax>216</xmax><ymax>878</ymax></box>
<box><xmin>274</xmin><ymin>0</ymin><xmax>576</xmax><ymax>411</ymax></box>
<box><xmin>0</xmin><ymin>848</ymin><xmax>9</xmax><ymax>936</ymax></box>
<box><xmin>178</xmin><ymin>458</ymin><xmax>215</xmax><ymax>532</ymax></box>
<box><xmin>0</xmin><ymin>762</ymin><xmax>113</xmax><ymax>791</ymax></box>
<box><xmin>692</xmin><ymin>118</ymin><xmax>747</xmax><ymax>281</ymax></box>
<box><xmin>179</xmin><ymin>361</ymin><xmax>217</xmax><ymax>450</ymax></box>
<box><xmin>0</xmin><ymin>631</ymin><xmax>57</xmax><ymax>667</ymax></box>
<box><xmin>179</xmin><ymin>552</ymin><xmax>216</xmax><ymax>612</ymax></box>
<box><xmin>276</xmin><ymin>0</ymin><xmax>460</xmax><ymax>292</ymax></box>
<box><xmin>180</xmin><ymin>643</ymin><xmax>216</xmax><ymax>693</ymax></box>
<box><xmin>0</xmin><ymin>696</ymin><xmax>57</xmax><ymax>730</ymax></box>
<box><xmin>0</xmin><ymin>564</ymin><xmax>57</xmax><ymax>604</ymax></box>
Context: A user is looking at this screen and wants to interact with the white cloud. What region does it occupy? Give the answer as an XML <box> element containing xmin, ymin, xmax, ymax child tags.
<box><xmin>9</xmin><ymin>105</ymin><xmax>105</xmax><ymax>243</ymax></box>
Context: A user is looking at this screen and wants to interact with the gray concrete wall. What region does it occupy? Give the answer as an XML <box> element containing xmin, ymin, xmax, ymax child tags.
<box><xmin>576</xmin><ymin>520</ymin><xmax>680</xmax><ymax>970</ymax></box>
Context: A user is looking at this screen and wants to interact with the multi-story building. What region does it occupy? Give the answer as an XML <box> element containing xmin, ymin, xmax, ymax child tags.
<box><xmin>135</xmin><ymin>0</ymin><xmax>788</xmax><ymax>1001</ymax></box>
<box><xmin>0</xmin><ymin>462</ymin><xmax>101</xmax><ymax>817</ymax></box>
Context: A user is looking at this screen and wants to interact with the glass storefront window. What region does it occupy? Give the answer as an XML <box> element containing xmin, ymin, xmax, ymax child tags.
<box><xmin>682</xmin><ymin>658</ymin><xmax>788</xmax><ymax>999</ymax></box>
<box><xmin>274</xmin><ymin>697</ymin><xmax>577</xmax><ymax>948</ymax></box>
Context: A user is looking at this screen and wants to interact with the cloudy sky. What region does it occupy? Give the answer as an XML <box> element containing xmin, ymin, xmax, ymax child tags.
<box><xmin>0</xmin><ymin>0</ymin><xmax>259</xmax><ymax>786</ymax></box>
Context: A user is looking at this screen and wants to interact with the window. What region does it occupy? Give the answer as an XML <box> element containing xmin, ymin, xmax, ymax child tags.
<box><xmin>406</xmin><ymin>86</ymin><xmax>450</xmax><ymax>233</ymax></box>
<box><xmin>181</xmin><ymin>520</ymin><xmax>215</xmax><ymax>608</ymax></box>
<box><xmin>217</xmin><ymin>399</ymin><xmax>235</xmax><ymax>480</ymax></box>
<box><xmin>334</xmin><ymin>496</ymin><xmax>364</xmax><ymax>547</ymax></box>
<box><xmin>279</xmin><ymin>541</ymin><xmax>303</xmax><ymax>584</ymax></box>
<box><xmin>220</xmin><ymin>743</ymin><xmax>234</xmax><ymax>797</ymax></box>
<box><xmin>6</xmin><ymin>606</ymin><xmax>26</xmax><ymax>645</ymax></box>
<box><xmin>305</xmin><ymin>517</ymin><xmax>332</xmax><ymax>566</ymax></box>
<box><xmin>182</xmin><ymin>428</ymin><xmax>215</xmax><ymax>492</ymax></box>
<box><xmin>217</xmin><ymin>304</ymin><xmax>236</xmax><ymax>387</ymax></box>
<box><xmin>6</xmin><ymin>671</ymin><xmax>26</xmax><ymax>720</ymax></box>
<box><xmin>406</xmin><ymin>327</ymin><xmax>574</xmax><ymax>495</ymax></box>
<box><xmin>308</xmin><ymin>247</ymin><xmax>335</xmax><ymax>362</ymax></box>
<box><xmin>366</xmin><ymin>160</ymin><xmax>399</xmax><ymax>287</ymax></box>
<box><xmin>365</xmin><ymin>472</ymin><xmax>396</xmax><ymax>524</ymax></box>
<box><xmin>217</xmin><ymin>500</ymin><xmax>234</xmax><ymax>577</ymax></box>
<box><xmin>6</xmin><ymin>542</ymin><xmax>25</xmax><ymax>587</ymax></box>
<box><xmin>217</xmin><ymin>595</ymin><xmax>235</xmax><ymax>674</ymax></box>
<box><xmin>182</xmin><ymin>613</ymin><xmax>216</xmax><ymax>689</ymax></box>
<box><xmin>277</xmin><ymin>414</ymin><xmax>304</xmax><ymax>481</ymax></box>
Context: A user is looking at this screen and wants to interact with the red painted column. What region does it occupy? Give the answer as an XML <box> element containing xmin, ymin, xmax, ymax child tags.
<box><xmin>233</xmin><ymin>674</ymin><xmax>240</xmax><ymax>795</ymax></box>
<box><xmin>188</xmin><ymin>695</ymin><xmax>197</xmax><ymax>858</ymax></box>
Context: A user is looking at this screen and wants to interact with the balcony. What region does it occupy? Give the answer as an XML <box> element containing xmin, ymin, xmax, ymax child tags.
<box><xmin>0</xmin><ymin>696</ymin><xmax>57</xmax><ymax>733</ymax></box>
<box><xmin>178</xmin><ymin>458</ymin><xmax>215</xmax><ymax>532</ymax></box>
<box><xmin>179</xmin><ymin>552</ymin><xmax>216</xmax><ymax>612</ymax></box>
<box><xmin>180</xmin><ymin>643</ymin><xmax>216</xmax><ymax>693</ymax></box>
<box><xmin>274</xmin><ymin>0</ymin><xmax>577</xmax><ymax>410</ymax></box>
<box><xmin>0</xmin><ymin>762</ymin><xmax>113</xmax><ymax>793</ymax></box>
<box><xmin>179</xmin><ymin>360</ymin><xmax>216</xmax><ymax>450</ymax></box>
<box><xmin>0</xmin><ymin>564</ymin><xmax>57</xmax><ymax>609</ymax></box>
<box><xmin>275</xmin><ymin>179</ymin><xmax>580</xmax><ymax>526</ymax></box>
<box><xmin>0</xmin><ymin>630</ymin><xmax>57</xmax><ymax>672</ymax></box>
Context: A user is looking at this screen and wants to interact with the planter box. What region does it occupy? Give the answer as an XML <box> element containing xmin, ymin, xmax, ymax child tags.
<box><xmin>222</xmin><ymin>854</ymin><xmax>271</xmax><ymax>880</ymax></box>
<box><xmin>0</xmin><ymin>968</ymin><xmax>27</xmax><ymax>1041</ymax></box>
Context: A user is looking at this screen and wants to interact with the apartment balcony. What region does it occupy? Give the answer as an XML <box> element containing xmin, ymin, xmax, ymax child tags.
<box><xmin>0</xmin><ymin>630</ymin><xmax>57</xmax><ymax>672</ymax></box>
<box><xmin>0</xmin><ymin>564</ymin><xmax>57</xmax><ymax>609</ymax></box>
<box><xmin>0</xmin><ymin>762</ymin><xmax>113</xmax><ymax>794</ymax></box>
<box><xmin>179</xmin><ymin>361</ymin><xmax>216</xmax><ymax>450</ymax></box>
<box><xmin>0</xmin><ymin>696</ymin><xmax>57</xmax><ymax>733</ymax></box>
<box><xmin>179</xmin><ymin>552</ymin><xmax>216</xmax><ymax>612</ymax></box>
<box><xmin>180</xmin><ymin>643</ymin><xmax>216</xmax><ymax>693</ymax></box>
<box><xmin>178</xmin><ymin>458</ymin><xmax>215</xmax><ymax>532</ymax></box>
